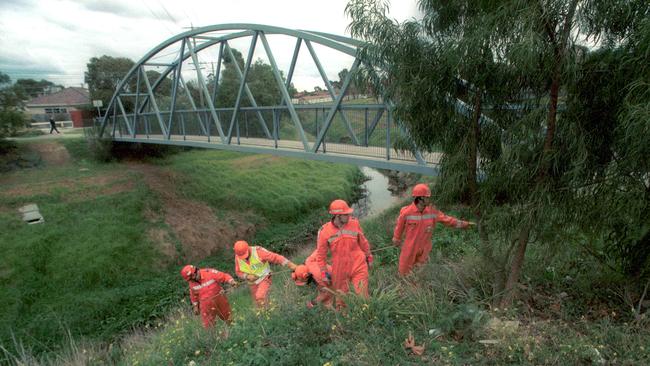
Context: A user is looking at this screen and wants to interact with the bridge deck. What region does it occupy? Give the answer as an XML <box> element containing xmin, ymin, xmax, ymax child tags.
<box><xmin>113</xmin><ymin>134</ymin><xmax>442</xmax><ymax>175</ymax></box>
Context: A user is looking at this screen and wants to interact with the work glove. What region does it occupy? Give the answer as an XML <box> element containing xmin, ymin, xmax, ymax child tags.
<box><xmin>322</xmin><ymin>270</ymin><xmax>331</xmax><ymax>285</ymax></box>
<box><xmin>392</xmin><ymin>238</ymin><xmax>401</xmax><ymax>247</ymax></box>
<box><xmin>246</xmin><ymin>274</ymin><xmax>258</xmax><ymax>283</ymax></box>
<box><xmin>192</xmin><ymin>304</ymin><xmax>200</xmax><ymax>316</ymax></box>
<box><xmin>366</xmin><ymin>255</ymin><xmax>374</xmax><ymax>268</ymax></box>
<box><xmin>287</xmin><ymin>262</ymin><xmax>298</xmax><ymax>271</ymax></box>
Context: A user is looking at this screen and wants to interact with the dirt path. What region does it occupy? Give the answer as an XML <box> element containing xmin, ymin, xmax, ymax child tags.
<box><xmin>28</xmin><ymin>141</ymin><xmax>70</xmax><ymax>166</ymax></box>
<box><xmin>129</xmin><ymin>163</ymin><xmax>255</xmax><ymax>262</ymax></box>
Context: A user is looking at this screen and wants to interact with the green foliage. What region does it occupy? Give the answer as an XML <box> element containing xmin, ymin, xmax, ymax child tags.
<box><xmin>0</xmin><ymin>72</ymin><xmax>27</xmax><ymax>110</ymax></box>
<box><xmin>346</xmin><ymin>0</ymin><xmax>650</xmax><ymax>304</ymax></box>
<box><xmin>0</xmin><ymin>109</ymin><xmax>25</xmax><ymax>139</ymax></box>
<box><xmin>560</xmin><ymin>18</ymin><xmax>650</xmax><ymax>278</ymax></box>
<box><xmin>13</xmin><ymin>78</ymin><xmax>62</xmax><ymax>99</ymax></box>
<box><xmin>215</xmin><ymin>48</ymin><xmax>296</xmax><ymax>109</ymax></box>
<box><xmin>0</xmin><ymin>72</ymin><xmax>27</xmax><ymax>141</ymax></box>
<box><xmin>10</xmin><ymin>128</ymin><xmax>45</xmax><ymax>138</ymax></box>
<box><xmin>84</xmin><ymin>56</ymin><xmax>136</xmax><ymax>107</ymax></box>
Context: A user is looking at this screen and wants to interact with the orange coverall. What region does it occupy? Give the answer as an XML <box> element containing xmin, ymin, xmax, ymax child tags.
<box><xmin>235</xmin><ymin>246</ymin><xmax>290</xmax><ymax>307</ymax></box>
<box><xmin>303</xmin><ymin>250</ymin><xmax>333</xmax><ymax>307</ymax></box>
<box><xmin>316</xmin><ymin>218</ymin><xmax>372</xmax><ymax>307</ymax></box>
<box><xmin>393</xmin><ymin>203</ymin><xmax>470</xmax><ymax>275</ymax></box>
<box><xmin>187</xmin><ymin>268</ymin><xmax>234</xmax><ymax>328</ymax></box>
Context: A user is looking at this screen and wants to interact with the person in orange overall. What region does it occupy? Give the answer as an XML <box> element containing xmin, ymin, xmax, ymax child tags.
<box><xmin>234</xmin><ymin>240</ymin><xmax>297</xmax><ymax>308</ymax></box>
<box><xmin>180</xmin><ymin>264</ymin><xmax>237</xmax><ymax>328</ymax></box>
<box><xmin>291</xmin><ymin>250</ymin><xmax>333</xmax><ymax>308</ymax></box>
<box><xmin>393</xmin><ymin>183</ymin><xmax>476</xmax><ymax>276</ymax></box>
<box><xmin>315</xmin><ymin>199</ymin><xmax>373</xmax><ymax>309</ymax></box>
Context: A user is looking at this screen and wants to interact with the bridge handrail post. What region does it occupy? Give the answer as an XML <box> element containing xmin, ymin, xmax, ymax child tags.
<box><xmin>181</xmin><ymin>113</ymin><xmax>186</xmax><ymax>141</ymax></box>
<box><xmin>236</xmin><ymin>114</ymin><xmax>241</xmax><ymax>145</ymax></box>
<box><xmin>273</xmin><ymin>108</ymin><xmax>278</xmax><ymax>149</ymax></box>
<box><xmin>322</xmin><ymin>107</ymin><xmax>326</xmax><ymax>153</ymax></box>
<box><xmin>364</xmin><ymin>108</ymin><xmax>369</xmax><ymax>147</ymax></box>
<box><xmin>386</xmin><ymin>109</ymin><xmax>391</xmax><ymax>161</ymax></box>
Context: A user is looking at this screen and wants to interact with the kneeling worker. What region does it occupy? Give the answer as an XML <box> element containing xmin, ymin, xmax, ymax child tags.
<box><xmin>180</xmin><ymin>264</ymin><xmax>237</xmax><ymax>328</ymax></box>
<box><xmin>292</xmin><ymin>250</ymin><xmax>334</xmax><ymax>308</ymax></box>
<box><xmin>234</xmin><ymin>240</ymin><xmax>297</xmax><ymax>307</ymax></box>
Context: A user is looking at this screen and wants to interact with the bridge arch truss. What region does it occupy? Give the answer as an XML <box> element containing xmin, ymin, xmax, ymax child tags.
<box><xmin>99</xmin><ymin>24</ymin><xmax>440</xmax><ymax>175</ymax></box>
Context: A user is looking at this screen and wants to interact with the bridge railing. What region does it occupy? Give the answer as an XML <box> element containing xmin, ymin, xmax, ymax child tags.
<box><xmin>104</xmin><ymin>104</ymin><xmax>436</xmax><ymax>165</ymax></box>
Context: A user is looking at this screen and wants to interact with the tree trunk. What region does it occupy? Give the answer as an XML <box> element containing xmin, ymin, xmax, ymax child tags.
<box><xmin>498</xmin><ymin>0</ymin><xmax>578</xmax><ymax>306</ymax></box>
<box><xmin>468</xmin><ymin>88</ymin><xmax>481</xmax><ymax>203</ymax></box>
<box><xmin>500</xmin><ymin>220</ymin><xmax>532</xmax><ymax>307</ymax></box>
<box><xmin>469</xmin><ymin>89</ymin><xmax>497</xmax><ymax>299</ymax></box>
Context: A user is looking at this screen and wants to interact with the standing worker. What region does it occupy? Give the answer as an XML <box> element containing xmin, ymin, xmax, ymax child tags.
<box><xmin>234</xmin><ymin>240</ymin><xmax>297</xmax><ymax>308</ymax></box>
<box><xmin>315</xmin><ymin>199</ymin><xmax>373</xmax><ymax>309</ymax></box>
<box><xmin>180</xmin><ymin>264</ymin><xmax>237</xmax><ymax>328</ymax></box>
<box><xmin>292</xmin><ymin>250</ymin><xmax>333</xmax><ymax>308</ymax></box>
<box><xmin>393</xmin><ymin>183</ymin><xmax>476</xmax><ymax>276</ymax></box>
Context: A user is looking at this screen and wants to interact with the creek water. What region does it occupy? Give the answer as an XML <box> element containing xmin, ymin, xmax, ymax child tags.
<box><xmin>352</xmin><ymin>167</ymin><xmax>407</xmax><ymax>219</ymax></box>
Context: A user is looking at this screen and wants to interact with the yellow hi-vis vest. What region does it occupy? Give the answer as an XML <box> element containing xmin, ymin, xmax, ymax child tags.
<box><xmin>238</xmin><ymin>247</ymin><xmax>271</xmax><ymax>284</ymax></box>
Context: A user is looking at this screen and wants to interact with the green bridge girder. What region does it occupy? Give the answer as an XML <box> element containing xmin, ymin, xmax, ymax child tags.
<box><xmin>100</xmin><ymin>24</ymin><xmax>438</xmax><ymax>175</ymax></box>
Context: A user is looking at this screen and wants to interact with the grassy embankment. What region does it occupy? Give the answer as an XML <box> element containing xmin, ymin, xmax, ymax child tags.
<box><xmin>113</xmin><ymin>207</ymin><xmax>649</xmax><ymax>365</ymax></box>
<box><xmin>0</xmin><ymin>137</ymin><xmax>362</xmax><ymax>362</ymax></box>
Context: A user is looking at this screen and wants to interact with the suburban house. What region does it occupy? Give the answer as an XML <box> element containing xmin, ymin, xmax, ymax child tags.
<box><xmin>290</xmin><ymin>90</ymin><xmax>370</xmax><ymax>105</ymax></box>
<box><xmin>291</xmin><ymin>91</ymin><xmax>332</xmax><ymax>104</ymax></box>
<box><xmin>25</xmin><ymin>87</ymin><xmax>91</xmax><ymax>128</ymax></box>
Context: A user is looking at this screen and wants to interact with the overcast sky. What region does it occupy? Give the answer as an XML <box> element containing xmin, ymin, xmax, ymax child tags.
<box><xmin>0</xmin><ymin>0</ymin><xmax>420</xmax><ymax>91</ymax></box>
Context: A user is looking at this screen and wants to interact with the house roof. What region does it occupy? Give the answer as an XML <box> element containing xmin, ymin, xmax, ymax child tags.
<box><xmin>27</xmin><ymin>87</ymin><xmax>90</xmax><ymax>107</ymax></box>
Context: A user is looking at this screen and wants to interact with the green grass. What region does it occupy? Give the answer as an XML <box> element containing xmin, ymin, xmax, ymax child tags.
<box><xmin>0</xmin><ymin>177</ymin><xmax>180</xmax><ymax>355</ymax></box>
<box><xmin>0</xmin><ymin>137</ymin><xmax>364</xmax><ymax>360</ymax></box>
<box><xmin>165</xmin><ymin>150</ymin><xmax>364</xmax><ymax>253</ymax></box>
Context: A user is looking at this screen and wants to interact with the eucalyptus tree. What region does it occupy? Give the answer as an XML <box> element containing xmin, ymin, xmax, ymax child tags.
<box><xmin>346</xmin><ymin>0</ymin><xmax>649</xmax><ymax>305</ymax></box>
<box><xmin>561</xmin><ymin>12</ymin><xmax>650</xmax><ymax>302</ymax></box>
<box><xmin>85</xmin><ymin>56</ymin><xmax>136</xmax><ymax>107</ymax></box>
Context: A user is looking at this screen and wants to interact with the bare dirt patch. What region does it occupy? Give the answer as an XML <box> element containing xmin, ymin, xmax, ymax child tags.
<box><xmin>0</xmin><ymin>172</ymin><xmax>132</xmax><ymax>198</ymax></box>
<box><xmin>130</xmin><ymin>163</ymin><xmax>255</xmax><ymax>262</ymax></box>
<box><xmin>65</xmin><ymin>180</ymin><xmax>136</xmax><ymax>202</ymax></box>
<box><xmin>147</xmin><ymin>227</ymin><xmax>178</xmax><ymax>265</ymax></box>
<box><xmin>28</xmin><ymin>142</ymin><xmax>70</xmax><ymax>166</ymax></box>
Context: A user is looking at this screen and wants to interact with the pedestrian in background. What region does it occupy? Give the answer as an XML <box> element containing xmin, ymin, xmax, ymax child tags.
<box><xmin>49</xmin><ymin>116</ymin><xmax>60</xmax><ymax>134</ymax></box>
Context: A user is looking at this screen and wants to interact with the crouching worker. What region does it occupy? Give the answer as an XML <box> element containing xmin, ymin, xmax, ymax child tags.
<box><xmin>180</xmin><ymin>264</ymin><xmax>237</xmax><ymax>328</ymax></box>
<box><xmin>292</xmin><ymin>250</ymin><xmax>333</xmax><ymax>309</ymax></box>
<box><xmin>233</xmin><ymin>240</ymin><xmax>297</xmax><ymax>308</ymax></box>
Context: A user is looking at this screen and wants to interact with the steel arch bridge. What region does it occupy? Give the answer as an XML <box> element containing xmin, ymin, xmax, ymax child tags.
<box><xmin>99</xmin><ymin>24</ymin><xmax>441</xmax><ymax>175</ymax></box>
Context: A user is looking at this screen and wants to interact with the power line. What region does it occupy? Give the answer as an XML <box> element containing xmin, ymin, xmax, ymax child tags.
<box><xmin>139</xmin><ymin>0</ymin><xmax>175</xmax><ymax>36</ymax></box>
<box><xmin>155</xmin><ymin>0</ymin><xmax>177</xmax><ymax>25</ymax></box>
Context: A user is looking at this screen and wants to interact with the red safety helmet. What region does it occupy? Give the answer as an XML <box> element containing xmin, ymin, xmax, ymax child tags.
<box><xmin>291</xmin><ymin>264</ymin><xmax>310</xmax><ymax>286</ymax></box>
<box><xmin>328</xmin><ymin>199</ymin><xmax>353</xmax><ymax>215</ymax></box>
<box><xmin>234</xmin><ymin>240</ymin><xmax>250</xmax><ymax>258</ymax></box>
<box><xmin>180</xmin><ymin>264</ymin><xmax>197</xmax><ymax>281</ymax></box>
<box><xmin>412</xmin><ymin>183</ymin><xmax>431</xmax><ymax>197</ymax></box>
